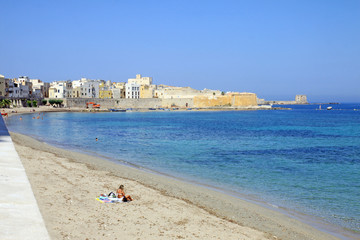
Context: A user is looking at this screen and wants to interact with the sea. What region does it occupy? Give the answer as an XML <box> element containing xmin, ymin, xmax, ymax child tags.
<box><xmin>5</xmin><ymin>103</ymin><xmax>360</xmax><ymax>237</ymax></box>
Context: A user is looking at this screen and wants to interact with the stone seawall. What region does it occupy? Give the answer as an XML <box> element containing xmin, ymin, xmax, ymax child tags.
<box><xmin>194</xmin><ymin>93</ymin><xmax>258</xmax><ymax>108</ymax></box>
<box><xmin>64</xmin><ymin>98</ymin><xmax>194</xmax><ymax>109</ymax></box>
<box><xmin>264</xmin><ymin>101</ymin><xmax>308</xmax><ymax>105</ymax></box>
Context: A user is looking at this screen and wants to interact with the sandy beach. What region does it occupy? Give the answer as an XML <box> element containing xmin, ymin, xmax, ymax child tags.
<box><xmin>8</xmin><ymin>131</ymin><xmax>345</xmax><ymax>240</ymax></box>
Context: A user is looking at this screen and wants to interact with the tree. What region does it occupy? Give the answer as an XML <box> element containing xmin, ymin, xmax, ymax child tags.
<box><xmin>27</xmin><ymin>100</ymin><xmax>32</xmax><ymax>107</ymax></box>
<box><xmin>42</xmin><ymin>99</ymin><xmax>47</xmax><ymax>105</ymax></box>
<box><xmin>48</xmin><ymin>99</ymin><xmax>56</xmax><ymax>105</ymax></box>
<box><xmin>0</xmin><ymin>99</ymin><xmax>11</xmax><ymax>108</ymax></box>
<box><xmin>49</xmin><ymin>99</ymin><xmax>63</xmax><ymax>107</ymax></box>
<box><xmin>32</xmin><ymin>100</ymin><xmax>37</xmax><ymax>107</ymax></box>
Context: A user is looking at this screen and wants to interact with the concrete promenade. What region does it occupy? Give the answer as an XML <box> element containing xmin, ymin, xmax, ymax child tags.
<box><xmin>0</xmin><ymin>116</ymin><xmax>50</xmax><ymax>239</ymax></box>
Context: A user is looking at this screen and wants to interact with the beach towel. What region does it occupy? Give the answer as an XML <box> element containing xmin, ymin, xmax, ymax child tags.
<box><xmin>96</xmin><ymin>195</ymin><xmax>124</xmax><ymax>203</ymax></box>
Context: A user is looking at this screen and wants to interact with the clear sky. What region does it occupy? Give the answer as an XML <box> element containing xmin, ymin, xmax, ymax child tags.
<box><xmin>1</xmin><ymin>0</ymin><xmax>359</xmax><ymax>102</ymax></box>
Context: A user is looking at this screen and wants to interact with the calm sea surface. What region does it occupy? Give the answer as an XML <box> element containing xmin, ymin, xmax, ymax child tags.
<box><xmin>5</xmin><ymin>103</ymin><xmax>360</xmax><ymax>233</ymax></box>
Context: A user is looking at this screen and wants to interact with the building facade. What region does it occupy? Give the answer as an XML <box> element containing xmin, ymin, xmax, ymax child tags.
<box><xmin>125</xmin><ymin>82</ymin><xmax>140</xmax><ymax>99</ymax></box>
<box><xmin>128</xmin><ymin>74</ymin><xmax>152</xmax><ymax>86</ymax></box>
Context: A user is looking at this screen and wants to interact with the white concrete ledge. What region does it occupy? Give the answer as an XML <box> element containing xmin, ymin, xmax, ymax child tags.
<box><xmin>0</xmin><ymin>116</ymin><xmax>50</xmax><ymax>240</ymax></box>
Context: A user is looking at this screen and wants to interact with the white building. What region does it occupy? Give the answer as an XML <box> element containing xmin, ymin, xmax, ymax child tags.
<box><xmin>49</xmin><ymin>82</ymin><xmax>67</xmax><ymax>98</ymax></box>
<box><xmin>8</xmin><ymin>81</ymin><xmax>20</xmax><ymax>98</ymax></box>
<box><xmin>30</xmin><ymin>79</ymin><xmax>50</xmax><ymax>98</ymax></box>
<box><xmin>72</xmin><ymin>78</ymin><xmax>100</xmax><ymax>98</ymax></box>
<box><xmin>125</xmin><ymin>82</ymin><xmax>140</xmax><ymax>99</ymax></box>
<box><xmin>17</xmin><ymin>76</ymin><xmax>30</xmax><ymax>85</ymax></box>
<box><xmin>14</xmin><ymin>76</ymin><xmax>32</xmax><ymax>98</ymax></box>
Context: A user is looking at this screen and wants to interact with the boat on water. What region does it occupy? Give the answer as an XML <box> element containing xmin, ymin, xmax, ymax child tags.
<box><xmin>327</xmin><ymin>106</ymin><xmax>333</xmax><ymax>110</ymax></box>
<box><xmin>109</xmin><ymin>109</ymin><xmax>126</xmax><ymax>112</ymax></box>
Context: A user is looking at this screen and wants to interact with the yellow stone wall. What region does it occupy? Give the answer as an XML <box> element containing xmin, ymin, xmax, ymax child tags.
<box><xmin>232</xmin><ymin>93</ymin><xmax>258</xmax><ymax>106</ymax></box>
<box><xmin>140</xmin><ymin>85</ymin><xmax>153</xmax><ymax>98</ymax></box>
<box><xmin>193</xmin><ymin>93</ymin><xmax>257</xmax><ymax>108</ymax></box>
<box><xmin>99</xmin><ymin>90</ymin><xmax>112</xmax><ymax>99</ymax></box>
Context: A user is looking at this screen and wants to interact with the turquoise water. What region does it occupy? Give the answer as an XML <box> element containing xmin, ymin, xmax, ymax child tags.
<box><xmin>5</xmin><ymin>104</ymin><xmax>360</xmax><ymax>234</ymax></box>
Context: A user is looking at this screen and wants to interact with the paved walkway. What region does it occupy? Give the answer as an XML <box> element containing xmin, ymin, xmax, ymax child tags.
<box><xmin>0</xmin><ymin>116</ymin><xmax>50</xmax><ymax>239</ymax></box>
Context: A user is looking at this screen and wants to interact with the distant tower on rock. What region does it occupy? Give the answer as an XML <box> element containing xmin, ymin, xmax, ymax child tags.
<box><xmin>295</xmin><ymin>95</ymin><xmax>308</xmax><ymax>104</ymax></box>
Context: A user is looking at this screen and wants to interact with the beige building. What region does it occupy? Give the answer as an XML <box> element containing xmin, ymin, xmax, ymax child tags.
<box><xmin>128</xmin><ymin>74</ymin><xmax>152</xmax><ymax>86</ymax></box>
<box><xmin>69</xmin><ymin>86</ymin><xmax>81</xmax><ymax>98</ymax></box>
<box><xmin>30</xmin><ymin>79</ymin><xmax>50</xmax><ymax>98</ymax></box>
<box><xmin>0</xmin><ymin>74</ymin><xmax>10</xmax><ymax>98</ymax></box>
<box><xmin>140</xmin><ymin>84</ymin><xmax>156</xmax><ymax>98</ymax></box>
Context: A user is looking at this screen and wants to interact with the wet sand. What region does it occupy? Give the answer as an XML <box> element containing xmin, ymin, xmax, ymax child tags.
<box><xmin>8</xmin><ymin>131</ymin><xmax>344</xmax><ymax>240</ymax></box>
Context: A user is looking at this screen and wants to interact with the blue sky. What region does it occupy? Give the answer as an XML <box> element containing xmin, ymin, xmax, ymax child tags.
<box><xmin>1</xmin><ymin>0</ymin><xmax>359</xmax><ymax>102</ymax></box>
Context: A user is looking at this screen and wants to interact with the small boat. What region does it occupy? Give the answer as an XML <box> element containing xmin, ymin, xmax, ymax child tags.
<box><xmin>327</xmin><ymin>106</ymin><xmax>333</xmax><ymax>110</ymax></box>
<box><xmin>148</xmin><ymin>108</ymin><xmax>156</xmax><ymax>110</ymax></box>
<box><xmin>109</xmin><ymin>109</ymin><xmax>126</xmax><ymax>112</ymax></box>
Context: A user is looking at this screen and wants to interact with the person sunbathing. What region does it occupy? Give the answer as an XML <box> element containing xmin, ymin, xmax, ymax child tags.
<box><xmin>117</xmin><ymin>185</ymin><xmax>133</xmax><ymax>202</ymax></box>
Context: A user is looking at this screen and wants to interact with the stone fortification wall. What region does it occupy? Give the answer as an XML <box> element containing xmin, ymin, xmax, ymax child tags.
<box><xmin>264</xmin><ymin>95</ymin><xmax>308</xmax><ymax>105</ymax></box>
<box><xmin>265</xmin><ymin>100</ymin><xmax>297</xmax><ymax>105</ymax></box>
<box><xmin>64</xmin><ymin>98</ymin><xmax>193</xmax><ymax>108</ymax></box>
<box><xmin>193</xmin><ymin>95</ymin><xmax>231</xmax><ymax>108</ymax></box>
<box><xmin>162</xmin><ymin>98</ymin><xmax>193</xmax><ymax>108</ymax></box>
<box><xmin>193</xmin><ymin>93</ymin><xmax>258</xmax><ymax>108</ymax></box>
<box><xmin>232</xmin><ymin>93</ymin><xmax>258</xmax><ymax>107</ymax></box>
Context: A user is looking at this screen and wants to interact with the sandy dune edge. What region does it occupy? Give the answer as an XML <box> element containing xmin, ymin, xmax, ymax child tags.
<box><xmin>10</xmin><ymin>132</ymin><xmax>339</xmax><ymax>240</ymax></box>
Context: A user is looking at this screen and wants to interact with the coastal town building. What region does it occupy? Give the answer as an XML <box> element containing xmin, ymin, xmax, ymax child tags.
<box><xmin>8</xmin><ymin>81</ymin><xmax>21</xmax><ymax>98</ymax></box>
<box><xmin>99</xmin><ymin>82</ymin><xmax>112</xmax><ymax>99</ymax></box>
<box><xmin>30</xmin><ymin>79</ymin><xmax>50</xmax><ymax>99</ymax></box>
<box><xmin>0</xmin><ymin>75</ymin><xmax>10</xmax><ymax>98</ymax></box>
<box><xmin>128</xmin><ymin>74</ymin><xmax>152</xmax><ymax>86</ymax></box>
<box><xmin>140</xmin><ymin>84</ymin><xmax>156</xmax><ymax>98</ymax></box>
<box><xmin>125</xmin><ymin>82</ymin><xmax>140</xmax><ymax>99</ymax></box>
<box><xmin>14</xmin><ymin>76</ymin><xmax>33</xmax><ymax>98</ymax></box>
<box><xmin>72</xmin><ymin>78</ymin><xmax>100</xmax><ymax>98</ymax></box>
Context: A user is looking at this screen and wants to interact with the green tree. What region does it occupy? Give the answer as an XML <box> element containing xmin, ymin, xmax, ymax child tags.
<box><xmin>49</xmin><ymin>99</ymin><xmax>56</xmax><ymax>105</ymax></box>
<box><xmin>0</xmin><ymin>99</ymin><xmax>11</xmax><ymax>108</ymax></box>
<box><xmin>42</xmin><ymin>99</ymin><xmax>47</xmax><ymax>105</ymax></box>
<box><xmin>26</xmin><ymin>100</ymin><xmax>32</xmax><ymax>107</ymax></box>
<box><xmin>32</xmin><ymin>100</ymin><xmax>37</xmax><ymax>107</ymax></box>
<box><xmin>56</xmin><ymin>99</ymin><xmax>63</xmax><ymax>106</ymax></box>
<box><xmin>49</xmin><ymin>99</ymin><xmax>63</xmax><ymax>107</ymax></box>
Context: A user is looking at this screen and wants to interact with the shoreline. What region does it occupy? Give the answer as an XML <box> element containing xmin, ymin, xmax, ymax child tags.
<box><xmin>9</xmin><ymin>131</ymin><xmax>350</xmax><ymax>240</ymax></box>
<box><xmin>0</xmin><ymin>104</ymin><xmax>281</xmax><ymax>117</ymax></box>
<box><xmin>25</xmin><ymin>139</ymin><xmax>355</xmax><ymax>239</ymax></box>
